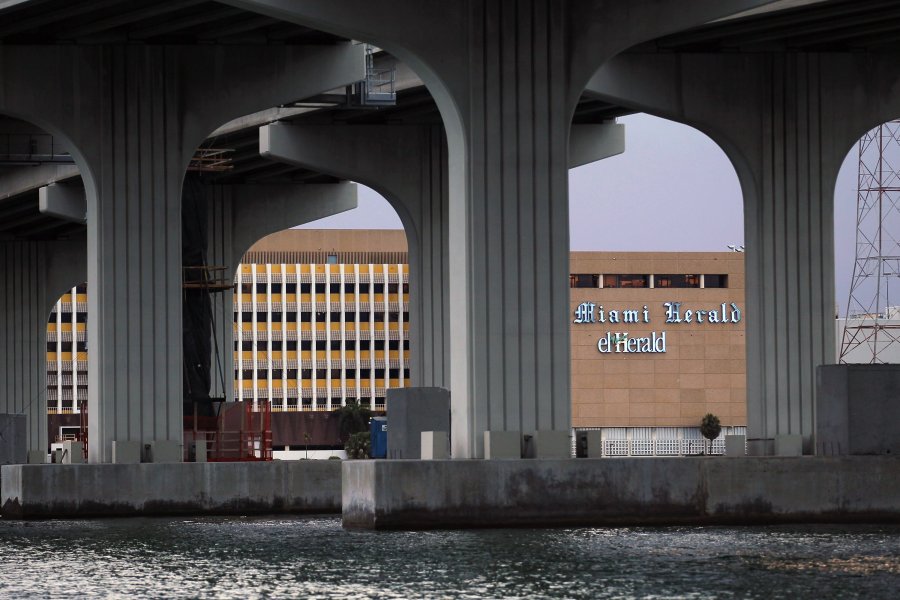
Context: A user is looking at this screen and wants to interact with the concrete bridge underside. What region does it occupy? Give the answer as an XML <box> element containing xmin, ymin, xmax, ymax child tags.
<box><xmin>1</xmin><ymin>0</ymin><xmax>898</xmax><ymax>461</ymax></box>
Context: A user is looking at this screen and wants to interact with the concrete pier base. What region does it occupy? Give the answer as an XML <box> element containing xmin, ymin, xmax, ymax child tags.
<box><xmin>1</xmin><ymin>461</ymin><xmax>341</xmax><ymax>519</ymax></box>
<box><xmin>342</xmin><ymin>457</ymin><xmax>900</xmax><ymax>529</ymax></box>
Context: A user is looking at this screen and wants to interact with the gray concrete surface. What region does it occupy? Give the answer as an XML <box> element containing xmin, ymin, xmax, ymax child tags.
<box><xmin>342</xmin><ymin>457</ymin><xmax>900</xmax><ymax>529</ymax></box>
<box><xmin>817</xmin><ymin>364</ymin><xmax>900</xmax><ymax>456</ymax></box>
<box><xmin>0</xmin><ymin>414</ymin><xmax>26</xmax><ymax>465</ymax></box>
<box><xmin>1</xmin><ymin>460</ymin><xmax>341</xmax><ymax>518</ymax></box>
<box><xmin>386</xmin><ymin>388</ymin><xmax>449</xmax><ymax>459</ymax></box>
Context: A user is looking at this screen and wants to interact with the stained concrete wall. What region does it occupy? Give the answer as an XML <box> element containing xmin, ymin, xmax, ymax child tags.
<box><xmin>0</xmin><ymin>414</ymin><xmax>26</xmax><ymax>465</ymax></box>
<box><xmin>817</xmin><ymin>364</ymin><xmax>900</xmax><ymax>456</ymax></box>
<box><xmin>1</xmin><ymin>461</ymin><xmax>341</xmax><ymax>518</ymax></box>
<box><xmin>342</xmin><ymin>457</ymin><xmax>900</xmax><ymax>529</ymax></box>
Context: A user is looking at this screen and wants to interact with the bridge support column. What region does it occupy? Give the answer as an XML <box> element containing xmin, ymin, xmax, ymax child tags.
<box><xmin>206</xmin><ymin>182</ymin><xmax>358</xmax><ymax>402</ymax></box>
<box><xmin>589</xmin><ymin>51</ymin><xmax>900</xmax><ymax>454</ymax></box>
<box><xmin>0</xmin><ymin>237</ymin><xmax>86</xmax><ymax>455</ymax></box>
<box><xmin>260</xmin><ymin>122</ymin><xmax>450</xmax><ymax>389</ymax></box>
<box><xmin>228</xmin><ymin>0</ymin><xmax>761</xmax><ymax>458</ymax></box>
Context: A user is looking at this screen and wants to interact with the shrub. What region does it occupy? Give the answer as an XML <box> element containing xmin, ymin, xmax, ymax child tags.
<box><xmin>700</xmin><ymin>413</ymin><xmax>722</xmax><ymax>455</ymax></box>
<box><xmin>346</xmin><ymin>431</ymin><xmax>371</xmax><ymax>459</ymax></box>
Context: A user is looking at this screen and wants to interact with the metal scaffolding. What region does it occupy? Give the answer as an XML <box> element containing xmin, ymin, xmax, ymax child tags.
<box><xmin>840</xmin><ymin>120</ymin><xmax>900</xmax><ymax>363</ymax></box>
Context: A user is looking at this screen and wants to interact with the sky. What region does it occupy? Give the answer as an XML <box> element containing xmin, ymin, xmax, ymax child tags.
<box><xmin>296</xmin><ymin>113</ymin><xmax>861</xmax><ymax>314</ymax></box>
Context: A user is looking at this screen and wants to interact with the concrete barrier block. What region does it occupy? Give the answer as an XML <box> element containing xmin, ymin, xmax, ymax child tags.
<box><xmin>194</xmin><ymin>440</ymin><xmax>207</xmax><ymax>463</ymax></box>
<box><xmin>775</xmin><ymin>434</ymin><xmax>803</xmax><ymax>457</ymax></box>
<box><xmin>387</xmin><ymin>387</ymin><xmax>450</xmax><ymax>459</ymax></box>
<box><xmin>725</xmin><ymin>435</ymin><xmax>746</xmax><ymax>457</ymax></box>
<box><xmin>585</xmin><ymin>431</ymin><xmax>604</xmax><ymax>458</ymax></box>
<box><xmin>148</xmin><ymin>440</ymin><xmax>182</xmax><ymax>463</ymax></box>
<box><xmin>26</xmin><ymin>450</ymin><xmax>46</xmax><ymax>464</ymax></box>
<box><xmin>484</xmin><ymin>431</ymin><xmax>521</xmax><ymax>459</ymax></box>
<box><xmin>0</xmin><ymin>414</ymin><xmax>26</xmax><ymax>465</ymax></box>
<box><xmin>421</xmin><ymin>431</ymin><xmax>448</xmax><ymax>459</ymax></box>
<box><xmin>61</xmin><ymin>441</ymin><xmax>84</xmax><ymax>464</ymax></box>
<box><xmin>531</xmin><ymin>430</ymin><xmax>571</xmax><ymax>458</ymax></box>
<box><xmin>112</xmin><ymin>441</ymin><xmax>142</xmax><ymax>464</ymax></box>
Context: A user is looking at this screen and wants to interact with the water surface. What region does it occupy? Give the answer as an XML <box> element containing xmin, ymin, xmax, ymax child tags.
<box><xmin>1</xmin><ymin>517</ymin><xmax>897</xmax><ymax>598</ymax></box>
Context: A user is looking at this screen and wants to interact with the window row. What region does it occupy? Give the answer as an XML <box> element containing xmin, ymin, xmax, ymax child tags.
<box><xmin>569</xmin><ymin>274</ymin><xmax>729</xmax><ymax>289</ymax></box>
<box><xmin>47</xmin><ymin>312</ymin><xmax>88</xmax><ymax>324</ymax></box>
<box><xmin>237</xmin><ymin>368</ymin><xmax>410</xmax><ymax>380</ymax></box>
<box><xmin>238</xmin><ymin>311</ymin><xmax>408</xmax><ymax>323</ymax></box>
<box><xmin>237</xmin><ymin>282</ymin><xmax>409</xmax><ymax>294</ymax></box>
<box><xmin>236</xmin><ymin>339</ymin><xmax>409</xmax><ymax>351</ymax></box>
<box><xmin>47</xmin><ymin>342</ymin><xmax>88</xmax><ymax>352</ymax></box>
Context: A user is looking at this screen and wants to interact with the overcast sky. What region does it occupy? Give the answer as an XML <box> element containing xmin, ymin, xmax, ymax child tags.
<box><xmin>296</xmin><ymin>113</ymin><xmax>860</xmax><ymax>314</ymax></box>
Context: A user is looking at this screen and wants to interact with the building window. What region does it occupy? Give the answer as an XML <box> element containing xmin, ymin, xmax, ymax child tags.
<box><xmin>242</xmin><ymin>370</ymin><xmax>253</xmax><ymax>379</ymax></box>
<box><xmin>704</xmin><ymin>274</ymin><xmax>729</xmax><ymax>288</ymax></box>
<box><xmin>402</xmin><ymin>283</ymin><xmax>409</xmax><ymax>294</ymax></box>
<box><xmin>301</xmin><ymin>312</ymin><xmax>312</xmax><ymax>323</ymax></box>
<box><xmin>346</xmin><ymin>369</ymin><xmax>356</xmax><ymax>379</ymax></box>
<box><xmin>271</xmin><ymin>283</ymin><xmax>282</xmax><ymax>293</ymax></box>
<box><xmin>403</xmin><ymin>339</ymin><xmax>410</xmax><ymax>350</ymax></box>
<box><xmin>301</xmin><ymin>340</ymin><xmax>312</xmax><ymax>351</ymax></box>
<box><xmin>286</xmin><ymin>341</ymin><xmax>297</xmax><ymax>351</ymax></box>
<box><xmin>315</xmin><ymin>340</ymin><xmax>327</xmax><ymax>351</ymax></box>
<box><xmin>344</xmin><ymin>283</ymin><xmax>355</xmax><ymax>293</ymax></box>
<box><xmin>329</xmin><ymin>283</ymin><xmax>340</xmax><ymax>293</ymax></box>
<box><xmin>344</xmin><ymin>312</ymin><xmax>355</xmax><ymax>322</ymax></box>
<box><xmin>359</xmin><ymin>311</ymin><xmax>370</xmax><ymax>322</ymax></box>
<box><xmin>655</xmin><ymin>274</ymin><xmax>700</xmax><ymax>288</ymax></box>
<box><xmin>300</xmin><ymin>283</ymin><xmax>311</xmax><ymax>294</ymax></box>
<box><xmin>360</xmin><ymin>368</ymin><xmax>371</xmax><ymax>378</ymax></box>
<box><xmin>256</xmin><ymin>283</ymin><xmax>266</xmax><ymax>293</ymax></box>
<box><xmin>603</xmin><ymin>274</ymin><xmax>649</xmax><ymax>288</ymax></box>
<box><xmin>345</xmin><ymin>340</ymin><xmax>357</xmax><ymax>350</ymax></box>
<box><xmin>76</xmin><ymin>312</ymin><xmax>87</xmax><ymax>323</ymax></box>
<box><xmin>389</xmin><ymin>369</ymin><xmax>399</xmax><ymax>378</ymax></box>
<box><xmin>75</xmin><ymin>283</ymin><xmax>87</xmax><ymax>294</ymax></box>
<box><xmin>330</xmin><ymin>341</ymin><xmax>341</xmax><ymax>351</ymax></box>
<box><xmin>272</xmin><ymin>312</ymin><xmax>283</xmax><ymax>322</ymax></box>
<box><xmin>389</xmin><ymin>339</ymin><xmax>400</xmax><ymax>350</ymax></box>
<box><xmin>272</xmin><ymin>369</ymin><xmax>283</xmax><ymax>379</ymax></box>
<box><xmin>403</xmin><ymin>369</ymin><xmax>410</xmax><ymax>379</ymax></box>
<box><xmin>315</xmin><ymin>283</ymin><xmax>326</xmax><ymax>294</ymax></box>
<box><xmin>286</xmin><ymin>283</ymin><xmax>297</xmax><ymax>294</ymax></box>
<box><xmin>326</xmin><ymin>254</ymin><xmax>338</xmax><ymax>264</ymax></box>
<box><xmin>271</xmin><ymin>341</ymin><xmax>283</xmax><ymax>351</ymax></box>
<box><xmin>373</xmin><ymin>283</ymin><xmax>384</xmax><ymax>294</ymax></box>
<box><xmin>301</xmin><ymin>369</ymin><xmax>311</xmax><ymax>379</ymax></box>
<box><xmin>388</xmin><ymin>312</ymin><xmax>399</xmax><ymax>322</ymax></box>
<box><xmin>388</xmin><ymin>283</ymin><xmax>399</xmax><ymax>294</ymax></box>
<box><xmin>569</xmin><ymin>274</ymin><xmax>599</xmax><ymax>288</ymax></box>
<box><xmin>315</xmin><ymin>368</ymin><xmax>327</xmax><ymax>379</ymax></box>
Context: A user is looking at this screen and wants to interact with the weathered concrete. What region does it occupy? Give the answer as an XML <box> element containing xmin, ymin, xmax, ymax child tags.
<box><xmin>341</xmin><ymin>457</ymin><xmax>900</xmax><ymax>529</ymax></box>
<box><xmin>386</xmin><ymin>388</ymin><xmax>449</xmax><ymax>459</ymax></box>
<box><xmin>817</xmin><ymin>364</ymin><xmax>900</xmax><ymax>456</ymax></box>
<box><xmin>0</xmin><ymin>414</ymin><xmax>26</xmax><ymax>465</ymax></box>
<box><xmin>1</xmin><ymin>461</ymin><xmax>341</xmax><ymax>519</ymax></box>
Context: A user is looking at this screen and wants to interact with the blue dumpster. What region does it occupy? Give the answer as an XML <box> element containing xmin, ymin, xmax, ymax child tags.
<box><xmin>370</xmin><ymin>417</ymin><xmax>388</xmax><ymax>458</ymax></box>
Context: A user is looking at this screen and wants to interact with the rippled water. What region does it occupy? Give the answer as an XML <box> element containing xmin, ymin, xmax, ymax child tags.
<box><xmin>0</xmin><ymin>517</ymin><xmax>898</xmax><ymax>599</ymax></box>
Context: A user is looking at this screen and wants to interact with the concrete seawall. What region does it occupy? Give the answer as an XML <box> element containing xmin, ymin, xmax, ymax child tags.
<box><xmin>2</xmin><ymin>461</ymin><xmax>341</xmax><ymax>519</ymax></box>
<box><xmin>342</xmin><ymin>457</ymin><xmax>900</xmax><ymax>529</ymax></box>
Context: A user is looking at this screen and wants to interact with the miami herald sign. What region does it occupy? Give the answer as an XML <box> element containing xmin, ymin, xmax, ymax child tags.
<box><xmin>573</xmin><ymin>302</ymin><xmax>742</xmax><ymax>354</ymax></box>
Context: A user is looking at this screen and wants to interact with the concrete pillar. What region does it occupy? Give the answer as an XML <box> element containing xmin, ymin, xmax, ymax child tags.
<box><xmin>259</xmin><ymin>122</ymin><xmax>450</xmax><ymax>389</ymax></box>
<box><xmin>207</xmin><ymin>182</ymin><xmax>358</xmax><ymax>401</ymax></box>
<box><xmin>0</xmin><ymin>43</ymin><xmax>366</xmax><ymax>462</ymax></box>
<box><xmin>587</xmin><ymin>51</ymin><xmax>900</xmax><ymax>454</ymax></box>
<box><xmin>228</xmin><ymin>0</ymin><xmax>763</xmax><ymax>458</ymax></box>
<box><xmin>0</xmin><ymin>236</ymin><xmax>86</xmax><ymax>454</ymax></box>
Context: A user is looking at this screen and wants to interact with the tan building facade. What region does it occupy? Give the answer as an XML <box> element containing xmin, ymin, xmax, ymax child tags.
<box><xmin>569</xmin><ymin>252</ymin><xmax>746</xmax><ymax>431</ymax></box>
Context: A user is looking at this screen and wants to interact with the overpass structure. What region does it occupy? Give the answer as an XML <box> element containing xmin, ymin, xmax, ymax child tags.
<box><xmin>0</xmin><ymin>0</ymin><xmax>898</xmax><ymax>464</ymax></box>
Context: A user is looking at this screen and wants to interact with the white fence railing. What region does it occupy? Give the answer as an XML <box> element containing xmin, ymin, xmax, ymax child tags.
<box><xmin>574</xmin><ymin>426</ymin><xmax>746</xmax><ymax>457</ymax></box>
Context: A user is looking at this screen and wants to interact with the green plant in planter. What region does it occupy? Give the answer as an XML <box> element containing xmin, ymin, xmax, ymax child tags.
<box><xmin>700</xmin><ymin>413</ymin><xmax>722</xmax><ymax>455</ymax></box>
<box><xmin>346</xmin><ymin>431</ymin><xmax>371</xmax><ymax>459</ymax></box>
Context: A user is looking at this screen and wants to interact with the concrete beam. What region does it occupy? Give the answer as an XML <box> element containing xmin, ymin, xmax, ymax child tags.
<box><xmin>569</xmin><ymin>123</ymin><xmax>625</xmax><ymax>169</ymax></box>
<box><xmin>38</xmin><ymin>183</ymin><xmax>86</xmax><ymax>224</ymax></box>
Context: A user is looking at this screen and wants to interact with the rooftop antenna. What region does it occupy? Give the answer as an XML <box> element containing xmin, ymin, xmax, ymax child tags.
<box><xmin>839</xmin><ymin>119</ymin><xmax>900</xmax><ymax>363</ymax></box>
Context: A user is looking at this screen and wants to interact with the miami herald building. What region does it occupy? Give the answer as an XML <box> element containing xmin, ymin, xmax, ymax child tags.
<box><xmin>47</xmin><ymin>230</ymin><xmax>746</xmax><ymax>454</ymax></box>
